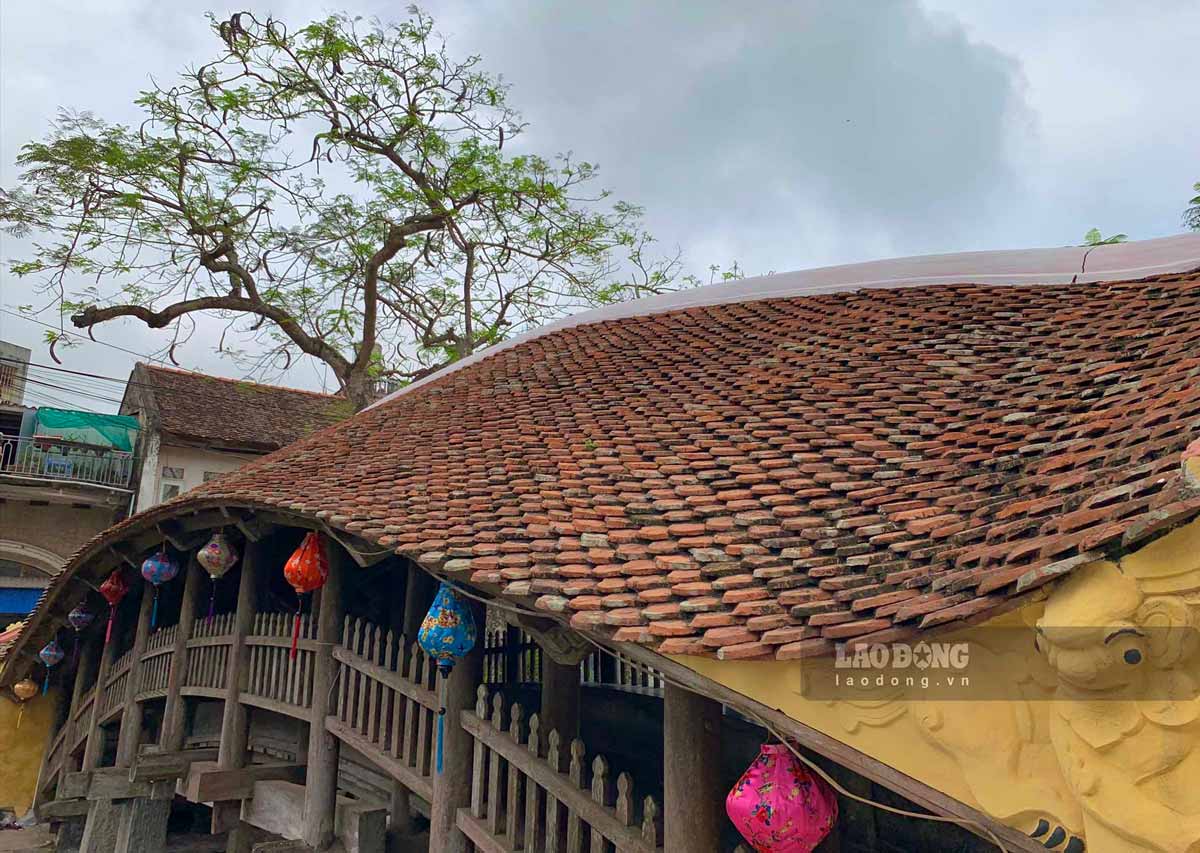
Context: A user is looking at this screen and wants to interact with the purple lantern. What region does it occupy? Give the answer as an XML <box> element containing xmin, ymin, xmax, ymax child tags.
<box><xmin>67</xmin><ymin>606</ymin><xmax>95</xmax><ymax>665</ymax></box>
<box><xmin>38</xmin><ymin>640</ymin><xmax>65</xmax><ymax>695</ymax></box>
<box><xmin>141</xmin><ymin>549</ymin><xmax>180</xmax><ymax>629</ymax></box>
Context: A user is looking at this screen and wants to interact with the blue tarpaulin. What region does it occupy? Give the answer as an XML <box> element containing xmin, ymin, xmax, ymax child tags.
<box><xmin>0</xmin><ymin>587</ymin><xmax>41</xmax><ymax>615</ymax></box>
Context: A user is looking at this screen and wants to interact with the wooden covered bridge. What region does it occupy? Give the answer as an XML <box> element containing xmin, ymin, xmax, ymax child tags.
<box><xmin>6</xmin><ymin>235</ymin><xmax>1200</xmax><ymax>853</ymax></box>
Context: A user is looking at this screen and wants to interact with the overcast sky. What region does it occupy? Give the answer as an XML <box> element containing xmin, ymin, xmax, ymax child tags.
<box><xmin>2</xmin><ymin>1</ymin><xmax>1198</xmax><ymax>411</ymax></box>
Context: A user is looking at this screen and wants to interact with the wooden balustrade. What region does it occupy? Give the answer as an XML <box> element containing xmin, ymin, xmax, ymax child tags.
<box><xmin>98</xmin><ymin>648</ymin><xmax>134</xmax><ymax>722</ymax></box>
<box><xmin>325</xmin><ymin>615</ymin><xmax>440</xmax><ymax>804</ymax></box>
<box><xmin>242</xmin><ymin>612</ymin><xmax>318</xmax><ymax>718</ymax></box>
<box><xmin>136</xmin><ymin>625</ymin><xmax>177</xmax><ymax>699</ymax></box>
<box><xmin>459</xmin><ymin>687</ymin><xmax>663</xmax><ymax>853</ymax></box>
<box><xmin>182</xmin><ymin>613</ymin><xmax>235</xmax><ymax>697</ymax></box>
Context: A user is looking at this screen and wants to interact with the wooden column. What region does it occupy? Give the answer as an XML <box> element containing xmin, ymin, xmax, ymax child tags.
<box><xmin>400</xmin><ymin>562</ymin><xmax>436</xmax><ymax>639</ymax></box>
<box><xmin>82</xmin><ymin>607</ymin><xmax>120</xmax><ymax>771</ymax></box>
<box><xmin>388</xmin><ymin>568</ymin><xmax>414</xmax><ymax>839</ymax></box>
<box><xmin>663</xmin><ymin>683</ymin><xmax>723</xmax><ymax>853</ymax></box>
<box><xmin>539</xmin><ymin>655</ymin><xmax>581</xmax><ymax>741</ymax></box>
<box><xmin>58</xmin><ymin>636</ymin><xmax>101</xmax><ymax>795</ymax></box>
<box><xmin>161</xmin><ymin>555</ymin><xmax>203</xmax><ymax>751</ymax></box>
<box><xmin>113</xmin><ymin>788</ymin><xmax>172</xmax><ymax>853</ymax></box>
<box><xmin>301</xmin><ymin>541</ymin><xmax>348</xmax><ymax>849</ymax></box>
<box><xmin>114</xmin><ymin>583</ymin><xmax>155</xmax><ymax>768</ymax></box>
<box><xmin>78</xmin><ymin>798</ymin><xmax>120</xmax><ymax>853</ymax></box>
<box><xmin>428</xmin><ymin>598</ymin><xmax>486</xmax><ymax>853</ymax></box>
<box><xmin>213</xmin><ymin>541</ymin><xmax>260</xmax><ymax>832</ymax></box>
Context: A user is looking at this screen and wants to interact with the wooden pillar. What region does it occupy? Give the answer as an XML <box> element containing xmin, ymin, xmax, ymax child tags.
<box><xmin>539</xmin><ymin>655</ymin><xmax>581</xmax><ymax>741</ymax></box>
<box><xmin>213</xmin><ymin>541</ymin><xmax>260</xmax><ymax>832</ymax></box>
<box><xmin>301</xmin><ymin>541</ymin><xmax>348</xmax><ymax>849</ymax></box>
<box><xmin>388</xmin><ymin>570</ymin><xmax>414</xmax><ymax>839</ymax></box>
<box><xmin>428</xmin><ymin>598</ymin><xmax>486</xmax><ymax>853</ymax></box>
<box><xmin>79</xmin><ymin>798</ymin><xmax>120</xmax><ymax>853</ymax></box>
<box><xmin>113</xmin><ymin>790</ymin><xmax>172</xmax><ymax>853</ymax></box>
<box><xmin>161</xmin><ymin>556</ymin><xmax>203</xmax><ymax>752</ymax></box>
<box><xmin>400</xmin><ymin>562</ymin><xmax>436</xmax><ymax>639</ymax></box>
<box><xmin>82</xmin><ymin>607</ymin><xmax>120</xmax><ymax>771</ymax></box>
<box><xmin>57</xmin><ymin>636</ymin><xmax>101</xmax><ymax>795</ymax></box>
<box><xmin>663</xmin><ymin>683</ymin><xmax>723</xmax><ymax>853</ymax></box>
<box><xmin>114</xmin><ymin>583</ymin><xmax>155</xmax><ymax>768</ymax></box>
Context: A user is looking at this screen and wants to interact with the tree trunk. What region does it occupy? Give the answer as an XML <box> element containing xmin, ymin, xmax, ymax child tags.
<box><xmin>343</xmin><ymin>369</ymin><xmax>375</xmax><ymax>412</ymax></box>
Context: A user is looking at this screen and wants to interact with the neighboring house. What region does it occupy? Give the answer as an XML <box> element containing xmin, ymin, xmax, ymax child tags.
<box><xmin>119</xmin><ymin>364</ymin><xmax>348</xmax><ymax>511</ymax></box>
<box><xmin>0</xmin><ymin>340</ymin><xmax>31</xmax><ymax>405</ymax></box>
<box><xmin>0</xmin><ymin>401</ymin><xmax>139</xmax><ymax>621</ymax></box>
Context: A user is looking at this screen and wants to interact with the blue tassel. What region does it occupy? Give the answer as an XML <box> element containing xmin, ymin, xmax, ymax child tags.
<box><xmin>151</xmin><ymin>588</ymin><xmax>159</xmax><ymax>629</ymax></box>
<box><xmin>42</xmin><ymin>671</ymin><xmax>49</xmax><ymax>696</ymax></box>
<box><xmin>436</xmin><ymin>709</ymin><xmax>445</xmax><ymax>773</ymax></box>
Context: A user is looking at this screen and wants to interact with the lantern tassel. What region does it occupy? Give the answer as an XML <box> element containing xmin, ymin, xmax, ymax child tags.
<box><xmin>105</xmin><ymin>609</ymin><xmax>114</xmax><ymax>646</ymax></box>
<box><xmin>291</xmin><ymin>607</ymin><xmax>302</xmax><ymax>660</ymax></box>
<box><xmin>151</xmin><ymin>587</ymin><xmax>159</xmax><ymax>629</ymax></box>
<box><xmin>208</xmin><ymin>578</ymin><xmax>216</xmax><ymax>623</ymax></box>
<box><xmin>72</xmin><ymin>634</ymin><xmax>80</xmax><ymax>667</ymax></box>
<box><xmin>436</xmin><ymin>666</ymin><xmax>450</xmax><ymax>774</ymax></box>
<box><xmin>16</xmin><ymin>704</ymin><xmax>24</xmax><ymax>730</ymax></box>
<box><xmin>42</xmin><ymin>670</ymin><xmax>49</xmax><ymax>696</ymax></box>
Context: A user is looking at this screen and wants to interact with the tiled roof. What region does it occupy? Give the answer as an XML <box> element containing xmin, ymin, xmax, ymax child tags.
<box><xmin>186</xmin><ymin>268</ymin><xmax>1200</xmax><ymax>660</ymax></box>
<box><xmin>128</xmin><ymin>364</ymin><xmax>351</xmax><ymax>451</ymax></box>
<box><xmin>10</xmin><ymin>248</ymin><xmax>1200</xmax><ymax>668</ymax></box>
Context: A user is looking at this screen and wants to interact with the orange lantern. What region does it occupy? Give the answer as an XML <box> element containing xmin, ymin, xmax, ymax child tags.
<box><xmin>282</xmin><ymin>532</ymin><xmax>329</xmax><ymax>659</ymax></box>
<box><xmin>12</xmin><ymin>678</ymin><xmax>37</xmax><ymax>729</ymax></box>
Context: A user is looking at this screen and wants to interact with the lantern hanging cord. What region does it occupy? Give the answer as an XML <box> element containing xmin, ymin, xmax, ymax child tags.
<box><xmin>443</xmin><ymin>580</ymin><xmax>1010</xmax><ymax>853</ymax></box>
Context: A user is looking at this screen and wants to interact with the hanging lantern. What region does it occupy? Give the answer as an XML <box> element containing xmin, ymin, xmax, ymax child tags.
<box><xmin>38</xmin><ymin>640</ymin><xmax>65</xmax><ymax>696</ymax></box>
<box><xmin>283</xmin><ymin>532</ymin><xmax>329</xmax><ymax>660</ymax></box>
<box><xmin>67</xmin><ymin>606</ymin><xmax>95</xmax><ymax>665</ymax></box>
<box><xmin>99</xmin><ymin>569</ymin><xmax>129</xmax><ymax>646</ymax></box>
<box><xmin>417</xmin><ymin>581</ymin><xmax>478</xmax><ymax>774</ymax></box>
<box><xmin>726</xmin><ymin>743</ymin><xmax>839</xmax><ymax>853</ymax></box>
<box><xmin>196</xmin><ymin>532</ymin><xmax>239</xmax><ymax>623</ymax></box>
<box><xmin>141</xmin><ymin>548</ymin><xmax>180</xmax><ymax>629</ymax></box>
<box><xmin>12</xmin><ymin>678</ymin><xmax>38</xmax><ymax>730</ymax></box>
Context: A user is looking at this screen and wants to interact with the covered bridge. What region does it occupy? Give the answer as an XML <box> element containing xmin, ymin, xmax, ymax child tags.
<box><xmin>5</xmin><ymin>234</ymin><xmax>1200</xmax><ymax>853</ymax></box>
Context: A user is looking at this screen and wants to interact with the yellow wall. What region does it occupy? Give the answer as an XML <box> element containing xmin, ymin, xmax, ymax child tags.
<box><xmin>0</xmin><ymin>689</ymin><xmax>56</xmax><ymax>817</ymax></box>
<box><xmin>674</xmin><ymin>515</ymin><xmax>1200</xmax><ymax>853</ymax></box>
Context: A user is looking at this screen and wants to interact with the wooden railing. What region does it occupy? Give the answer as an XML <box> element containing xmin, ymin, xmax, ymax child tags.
<box><xmin>43</xmin><ymin>725</ymin><xmax>69</xmax><ymax>790</ymax></box>
<box><xmin>484</xmin><ymin>627</ymin><xmax>542</xmax><ymax>685</ymax></box>
<box><xmin>136</xmin><ymin>625</ymin><xmax>177</xmax><ymax>699</ymax></box>
<box><xmin>182</xmin><ymin>613</ymin><xmax>235</xmax><ymax>697</ymax></box>
<box><xmin>326</xmin><ymin>616</ymin><xmax>439</xmax><ymax>803</ymax></box>
<box><xmin>243</xmin><ymin>612</ymin><xmax>318</xmax><ymax>719</ymax></box>
<box><xmin>459</xmin><ymin>688</ymin><xmax>663</xmax><ymax>852</ymax></box>
<box><xmin>99</xmin><ymin>648</ymin><xmax>134</xmax><ymax>722</ymax></box>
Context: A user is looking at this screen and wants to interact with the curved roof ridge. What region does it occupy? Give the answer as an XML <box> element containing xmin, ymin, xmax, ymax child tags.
<box><xmin>369</xmin><ymin>232</ymin><xmax>1200</xmax><ymax>410</ymax></box>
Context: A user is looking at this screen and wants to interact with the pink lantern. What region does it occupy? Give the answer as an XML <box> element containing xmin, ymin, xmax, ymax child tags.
<box><xmin>726</xmin><ymin>743</ymin><xmax>838</xmax><ymax>853</ymax></box>
<box><xmin>196</xmin><ymin>532</ymin><xmax>238</xmax><ymax>623</ymax></box>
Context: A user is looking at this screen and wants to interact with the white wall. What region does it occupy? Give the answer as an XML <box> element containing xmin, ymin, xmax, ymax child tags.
<box><xmin>136</xmin><ymin>442</ymin><xmax>261</xmax><ymax>511</ymax></box>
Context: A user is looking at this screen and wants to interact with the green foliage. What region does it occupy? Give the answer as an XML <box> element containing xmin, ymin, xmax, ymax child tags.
<box><xmin>1185</xmin><ymin>182</ymin><xmax>1200</xmax><ymax>231</ymax></box>
<box><xmin>1082</xmin><ymin>228</ymin><xmax>1127</xmax><ymax>247</ymax></box>
<box><xmin>0</xmin><ymin>8</ymin><xmax>690</xmax><ymax>408</ymax></box>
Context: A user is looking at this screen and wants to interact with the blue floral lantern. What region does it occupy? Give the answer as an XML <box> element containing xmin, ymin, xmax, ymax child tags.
<box><xmin>141</xmin><ymin>548</ymin><xmax>180</xmax><ymax>629</ymax></box>
<box><xmin>418</xmin><ymin>582</ymin><xmax>478</xmax><ymax>773</ymax></box>
<box><xmin>38</xmin><ymin>639</ymin><xmax>65</xmax><ymax>695</ymax></box>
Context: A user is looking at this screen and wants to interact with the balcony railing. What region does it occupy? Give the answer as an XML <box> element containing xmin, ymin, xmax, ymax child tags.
<box><xmin>0</xmin><ymin>434</ymin><xmax>135</xmax><ymax>490</ymax></box>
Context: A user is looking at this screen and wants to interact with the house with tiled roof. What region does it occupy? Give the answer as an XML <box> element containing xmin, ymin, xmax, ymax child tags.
<box><xmin>119</xmin><ymin>364</ymin><xmax>350</xmax><ymax>511</ymax></box>
<box><xmin>5</xmin><ymin>234</ymin><xmax>1200</xmax><ymax>853</ymax></box>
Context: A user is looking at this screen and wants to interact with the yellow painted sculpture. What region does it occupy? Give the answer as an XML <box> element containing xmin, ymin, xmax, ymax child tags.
<box><xmin>677</xmin><ymin>513</ymin><xmax>1200</xmax><ymax>853</ymax></box>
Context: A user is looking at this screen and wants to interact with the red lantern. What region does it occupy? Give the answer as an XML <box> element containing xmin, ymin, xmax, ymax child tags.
<box><xmin>283</xmin><ymin>532</ymin><xmax>329</xmax><ymax>659</ymax></box>
<box><xmin>99</xmin><ymin>570</ymin><xmax>130</xmax><ymax>646</ymax></box>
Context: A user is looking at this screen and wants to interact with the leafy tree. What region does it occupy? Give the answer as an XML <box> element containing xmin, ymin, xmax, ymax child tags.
<box><xmin>0</xmin><ymin>9</ymin><xmax>687</xmax><ymax>410</ymax></box>
<box><xmin>1184</xmin><ymin>182</ymin><xmax>1200</xmax><ymax>231</ymax></box>
<box><xmin>1081</xmin><ymin>228</ymin><xmax>1127</xmax><ymax>247</ymax></box>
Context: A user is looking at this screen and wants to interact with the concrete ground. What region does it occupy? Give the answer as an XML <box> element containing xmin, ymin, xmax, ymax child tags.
<box><xmin>0</xmin><ymin>826</ymin><xmax>53</xmax><ymax>852</ymax></box>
